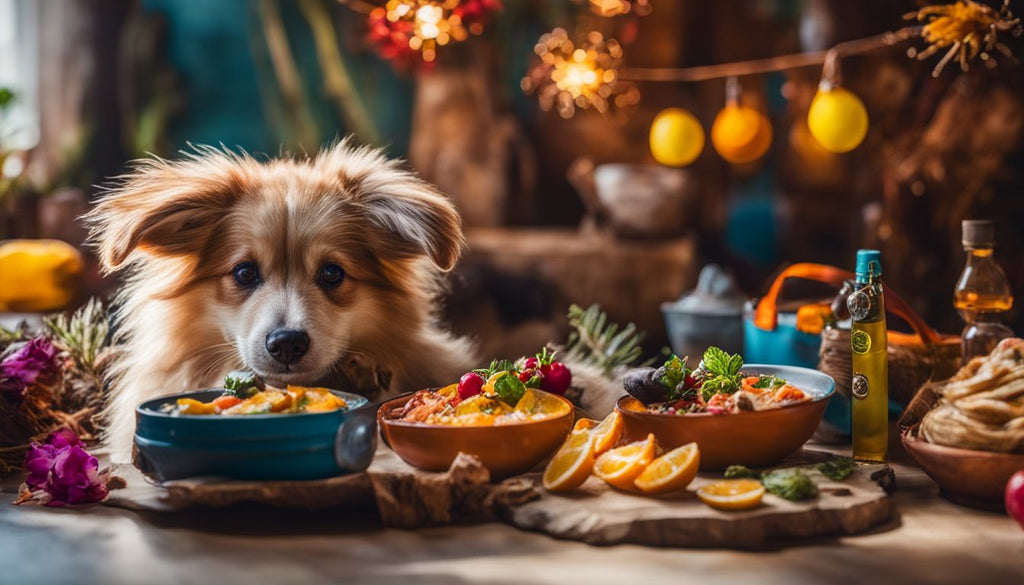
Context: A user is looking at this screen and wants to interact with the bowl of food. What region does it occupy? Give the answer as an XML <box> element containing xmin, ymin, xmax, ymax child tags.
<box><xmin>615</xmin><ymin>347</ymin><xmax>835</xmax><ymax>470</ymax></box>
<box><xmin>899</xmin><ymin>338</ymin><xmax>1024</xmax><ymax>509</ymax></box>
<box><xmin>134</xmin><ymin>371</ymin><xmax>377</xmax><ymax>481</ymax></box>
<box><xmin>378</xmin><ymin>351</ymin><xmax>575</xmax><ymax>479</ymax></box>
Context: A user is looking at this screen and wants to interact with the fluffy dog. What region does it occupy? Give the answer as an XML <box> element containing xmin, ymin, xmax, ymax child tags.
<box><xmin>86</xmin><ymin>140</ymin><xmax>476</xmax><ymax>462</ymax></box>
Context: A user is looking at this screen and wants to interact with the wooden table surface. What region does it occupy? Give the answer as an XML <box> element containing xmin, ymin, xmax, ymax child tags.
<box><xmin>2</xmin><ymin>428</ymin><xmax>1022</xmax><ymax>585</ymax></box>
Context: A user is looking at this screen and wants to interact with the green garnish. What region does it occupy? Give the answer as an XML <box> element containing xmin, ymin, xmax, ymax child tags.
<box><xmin>223</xmin><ymin>370</ymin><xmax>263</xmax><ymax>398</ymax></box>
<box><xmin>752</xmin><ymin>374</ymin><xmax>787</xmax><ymax>390</ymax></box>
<box><xmin>474</xmin><ymin>359</ymin><xmax>516</xmax><ymax>379</ymax></box>
<box><xmin>817</xmin><ymin>457</ymin><xmax>856</xmax><ymax>481</ymax></box>
<box><xmin>493</xmin><ymin>374</ymin><xmax>527</xmax><ymax>407</ymax></box>
<box><xmin>658</xmin><ymin>355</ymin><xmax>690</xmax><ymax>392</ymax></box>
<box><xmin>762</xmin><ymin>468</ymin><xmax>819</xmax><ymax>501</ymax></box>
<box><xmin>699</xmin><ymin>347</ymin><xmax>744</xmax><ymax>401</ymax></box>
<box><xmin>723</xmin><ymin>465</ymin><xmax>760</xmax><ymax>479</ymax></box>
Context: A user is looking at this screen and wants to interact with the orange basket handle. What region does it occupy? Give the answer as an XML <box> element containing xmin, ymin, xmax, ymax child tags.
<box><xmin>753</xmin><ymin>262</ymin><xmax>943</xmax><ymax>345</ymax></box>
<box><xmin>753</xmin><ymin>263</ymin><xmax>852</xmax><ymax>330</ymax></box>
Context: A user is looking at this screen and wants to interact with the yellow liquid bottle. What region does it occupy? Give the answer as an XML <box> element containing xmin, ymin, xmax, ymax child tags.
<box><xmin>848</xmin><ymin>250</ymin><xmax>888</xmax><ymax>463</ymax></box>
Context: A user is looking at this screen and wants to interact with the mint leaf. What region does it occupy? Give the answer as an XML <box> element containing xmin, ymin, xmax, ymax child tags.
<box><xmin>817</xmin><ymin>457</ymin><xmax>855</xmax><ymax>481</ymax></box>
<box><xmin>494</xmin><ymin>374</ymin><xmax>527</xmax><ymax>406</ymax></box>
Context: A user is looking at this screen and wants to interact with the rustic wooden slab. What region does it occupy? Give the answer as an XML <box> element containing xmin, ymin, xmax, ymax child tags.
<box><xmin>496</xmin><ymin>454</ymin><xmax>893</xmax><ymax>548</ymax></box>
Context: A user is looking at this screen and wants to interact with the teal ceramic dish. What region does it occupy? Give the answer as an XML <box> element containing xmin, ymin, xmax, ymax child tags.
<box><xmin>134</xmin><ymin>389</ymin><xmax>376</xmax><ymax>481</ymax></box>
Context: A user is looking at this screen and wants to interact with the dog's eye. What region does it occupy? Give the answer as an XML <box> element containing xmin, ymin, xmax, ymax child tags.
<box><xmin>318</xmin><ymin>263</ymin><xmax>345</xmax><ymax>287</ymax></box>
<box><xmin>232</xmin><ymin>262</ymin><xmax>261</xmax><ymax>288</ymax></box>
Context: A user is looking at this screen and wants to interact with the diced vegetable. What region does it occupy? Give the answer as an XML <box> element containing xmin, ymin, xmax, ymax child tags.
<box><xmin>176</xmin><ymin>398</ymin><xmax>216</xmax><ymax>415</ymax></box>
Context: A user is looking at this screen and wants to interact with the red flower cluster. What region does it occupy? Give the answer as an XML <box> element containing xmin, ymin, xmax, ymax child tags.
<box><xmin>366</xmin><ymin>0</ymin><xmax>502</xmax><ymax>69</ymax></box>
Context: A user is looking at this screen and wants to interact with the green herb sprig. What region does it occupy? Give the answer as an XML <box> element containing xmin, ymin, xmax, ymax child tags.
<box><xmin>699</xmin><ymin>346</ymin><xmax>744</xmax><ymax>401</ymax></box>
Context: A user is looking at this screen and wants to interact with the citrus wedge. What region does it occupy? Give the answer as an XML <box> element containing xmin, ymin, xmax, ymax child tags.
<box><xmin>542</xmin><ymin>431</ymin><xmax>596</xmax><ymax>493</ymax></box>
<box><xmin>594</xmin><ymin>433</ymin><xmax>657</xmax><ymax>491</ymax></box>
<box><xmin>573</xmin><ymin>418</ymin><xmax>598</xmax><ymax>432</ymax></box>
<box><xmin>634</xmin><ymin>442</ymin><xmax>700</xmax><ymax>494</ymax></box>
<box><xmin>590</xmin><ymin>411</ymin><xmax>623</xmax><ymax>455</ymax></box>
<box><xmin>697</xmin><ymin>479</ymin><xmax>765</xmax><ymax>510</ymax></box>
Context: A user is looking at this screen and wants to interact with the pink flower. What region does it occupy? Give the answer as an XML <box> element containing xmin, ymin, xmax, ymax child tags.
<box><xmin>0</xmin><ymin>337</ymin><xmax>59</xmax><ymax>400</ymax></box>
<box><xmin>21</xmin><ymin>428</ymin><xmax>107</xmax><ymax>507</ymax></box>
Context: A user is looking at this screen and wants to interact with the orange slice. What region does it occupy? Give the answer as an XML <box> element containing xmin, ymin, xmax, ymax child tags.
<box><xmin>573</xmin><ymin>418</ymin><xmax>598</xmax><ymax>432</ymax></box>
<box><xmin>634</xmin><ymin>442</ymin><xmax>700</xmax><ymax>494</ymax></box>
<box><xmin>542</xmin><ymin>431</ymin><xmax>596</xmax><ymax>493</ymax></box>
<box><xmin>593</xmin><ymin>433</ymin><xmax>657</xmax><ymax>491</ymax></box>
<box><xmin>590</xmin><ymin>411</ymin><xmax>623</xmax><ymax>455</ymax></box>
<box><xmin>696</xmin><ymin>479</ymin><xmax>765</xmax><ymax>510</ymax></box>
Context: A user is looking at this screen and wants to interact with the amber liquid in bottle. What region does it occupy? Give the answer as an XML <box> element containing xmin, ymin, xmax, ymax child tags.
<box><xmin>954</xmin><ymin>246</ymin><xmax>1014</xmax><ymax>363</ymax></box>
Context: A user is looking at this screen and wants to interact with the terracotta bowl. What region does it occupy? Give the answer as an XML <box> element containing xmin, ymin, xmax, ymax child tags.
<box><xmin>378</xmin><ymin>392</ymin><xmax>574</xmax><ymax>479</ymax></box>
<box><xmin>901</xmin><ymin>428</ymin><xmax>1024</xmax><ymax>510</ymax></box>
<box><xmin>615</xmin><ymin>365</ymin><xmax>835</xmax><ymax>470</ymax></box>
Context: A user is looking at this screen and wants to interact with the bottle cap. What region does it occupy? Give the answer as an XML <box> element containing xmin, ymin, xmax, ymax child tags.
<box><xmin>962</xmin><ymin>220</ymin><xmax>996</xmax><ymax>248</ymax></box>
<box><xmin>855</xmin><ymin>249</ymin><xmax>882</xmax><ymax>278</ymax></box>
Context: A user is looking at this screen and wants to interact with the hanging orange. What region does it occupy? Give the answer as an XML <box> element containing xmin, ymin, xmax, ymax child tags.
<box><xmin>711</xmin><ymin>103</ymin><xmax>772</xmax><ymax>164</ymax></box>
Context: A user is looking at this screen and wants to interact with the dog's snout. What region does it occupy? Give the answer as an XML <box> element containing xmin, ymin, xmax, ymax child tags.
<box><xmin>265</xmin><ymin>329</ymin><xmax>310</xmax><ymax>365</ymax></box>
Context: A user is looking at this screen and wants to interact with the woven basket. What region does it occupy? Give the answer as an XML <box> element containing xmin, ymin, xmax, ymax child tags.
<box><xmin>819</xmin><ymin>328</ymin><xmax>960</xmax><ymax>406</ymax></box>
<box><xmin>818</xmin><ymin>275</ymin><xmax>960</xmax><ymax>406</ymax></box>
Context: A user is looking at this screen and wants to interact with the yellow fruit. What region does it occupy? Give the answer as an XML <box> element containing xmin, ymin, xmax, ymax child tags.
<box><xmin>807</xmin><ymin>85</ymin><xmax>868</xmax><ymax>153</ymax></box>
<box><xmin>594</xmin><ymin>433</ymin><xmax>657</xmax><ymax>491</ymax></box>
<box><xmin>542</xmin><ymin>430</ymin><xmax>596</xmax><ymax>493</ymax></box>
<box><xmin>697</xmin><ymin>479</ymin><xmax>766</xmax><ymax>510</ymax></box>
<box><xmin>711</xmin><ymin>103</ymin><xmax>772</xmax><ymax>164</ymax></box>
<box><xmin>649</xmin><ymin>108</ymin><xmax>705</xmax><ymax>167</ymax></box>
<box><xmin>590</xmin><ymin>411</ymin><xmax>624</xmax><ymax>455</ymax></box>
<box><xmin>0</xmin><ymin>239</ymin><xmax>83</xmax><ymax>312</ymax></box>
<box><xmin>634</xmin><ymin>442</ymin><xmax>700</xmax><ymax>494</ymax></box>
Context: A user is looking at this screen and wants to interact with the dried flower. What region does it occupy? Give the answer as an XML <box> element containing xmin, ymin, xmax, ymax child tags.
<box><xmin>19</xmin><ymin>428</ymin><xmax>108</xmax><ymax>507</ymax></box>
<box><xmin>907</xmin><ymin>0</ymin><xmax>1022</xmax><ymax>76</ymax></box>
<box><xmin>0</xmin><ymin>337</ymin><xmax>59</xmax><ymax>400</ymax></box>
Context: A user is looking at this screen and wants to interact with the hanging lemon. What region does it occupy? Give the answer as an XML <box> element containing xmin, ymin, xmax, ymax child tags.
<box><xmin>807</xmin><ymin>84</ymin><xmax>868</xmax><ymax>153</ymax></box>
<box><xmin>649</xmin><ymin>108</ymin><xmax>705</xmax><ymax>167</ymax></box>
<box><xmin>711</xmin><ymin>103</ymin><xmax>772</xmax><ymax>164</ymax></box>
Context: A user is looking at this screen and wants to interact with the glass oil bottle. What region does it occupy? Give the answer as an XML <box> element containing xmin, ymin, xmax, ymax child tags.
<box><xmin>954</xmin><ymin>220</ymin><xmax>1014</xmax><ymax>363</ymax></box>
<box><xmin>847</xmin><ymin>250</ymin><xmax>887</xmax><ymax>463</ymax></box>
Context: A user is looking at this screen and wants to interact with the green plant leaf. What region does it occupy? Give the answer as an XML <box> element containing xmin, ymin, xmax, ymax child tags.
<box><xmin>493</xmin><ymin>373</ymin><xmax>526</xmax><ymax>407</ymax></box>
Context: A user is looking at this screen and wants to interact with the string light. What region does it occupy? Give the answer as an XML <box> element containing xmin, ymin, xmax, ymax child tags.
<box><xmin>366</xmin><ymin>0</ymin><xmax>502</xmax><ymax>66</ymax></box>
<box><xmin>521</xmin><ymin>28</ymin><xmax>640</xmax><ymax>119</ymax></box>
<box><xmin>586</xmin><ymin>0</ymin><xmax>651</xmax><ymax>18</ymax></box>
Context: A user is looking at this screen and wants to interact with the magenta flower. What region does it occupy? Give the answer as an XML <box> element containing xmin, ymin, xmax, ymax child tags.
<box><xmin>20</xmin><ymin>428</ymin><xmax>108</xmax><ymax>507</ymax></box>
<box><xmin>0</xmin><ymin>337</ymin><xmax>59</xmax><ymax>400</ymax></box>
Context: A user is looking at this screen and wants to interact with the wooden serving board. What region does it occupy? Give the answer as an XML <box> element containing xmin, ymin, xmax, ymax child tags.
<box><xmin>103</xmin><ymin>446</ymin><xmax>893</xmax><ymax>549</ymax></box>
<box><xmin>497</xmin><ymin>453</ymin><xmax>893</xmax><ymax>549</ymax></box>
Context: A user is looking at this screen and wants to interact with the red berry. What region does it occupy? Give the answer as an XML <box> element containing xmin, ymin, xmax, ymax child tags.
<box><xmin>684</xmin><ymin>375</ymin><xmax>697</xmax><ymax>388</ymax></box>
<box><xmin>518</xmin><ymin>370</ymin><xmax>534</xmax><ymax>383</ymax></box>
<box><xmin>524</xmin><ymin>357</ymin><xmax>539</xmax><ymax>370</ymax></box>
<box><xmin>539</xmin><ymin>362</ymin><xmax>572</xmax><ymax>395</ymax></box>
<box><xmin>457</xmin><ymin>372</ymin><xmax>484</xmax><ymax>400</ymax></box>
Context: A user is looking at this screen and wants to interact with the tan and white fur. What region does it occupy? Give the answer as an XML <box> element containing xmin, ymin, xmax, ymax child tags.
<box><xmin>86</xmin><ymin>140</ymin><xmax>476</xmax><ymax>462</ymax></box>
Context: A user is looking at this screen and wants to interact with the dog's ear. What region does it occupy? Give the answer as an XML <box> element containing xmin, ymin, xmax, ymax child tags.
<box><xmin>361</xmin><ymin>185</ymin><xmax>465</xmax><ymax>272</ymax></box>
<box><xmin>318</xmin><ymin>141</ymin><xmax>465</xmax><ymax>271</ymax></box>
<box><xmin>85</xmin><ymin>151</ymin><xmax>247</xmax><ymax>271</ymax></box>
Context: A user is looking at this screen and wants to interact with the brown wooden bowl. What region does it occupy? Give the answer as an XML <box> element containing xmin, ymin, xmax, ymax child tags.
<box><xmin>378</xmin><ymin>392</ymin><xmax>574</xmax><ymax>479</ymax></box>
<box><xmin>901</xmin><ymin>428</ymin><xmax>1024</xmax><ymax>511</ymax></box>
<box><xmin>615</xmin><ymin>365</ymin><xmax>835</xmax><ymax>471</ymax></box>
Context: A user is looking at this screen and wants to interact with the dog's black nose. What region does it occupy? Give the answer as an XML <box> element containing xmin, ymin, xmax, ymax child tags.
<box><xmin>265</xmin><ymin>329</ymin><xmax>309</xmax><ymax>365</ymax></box>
